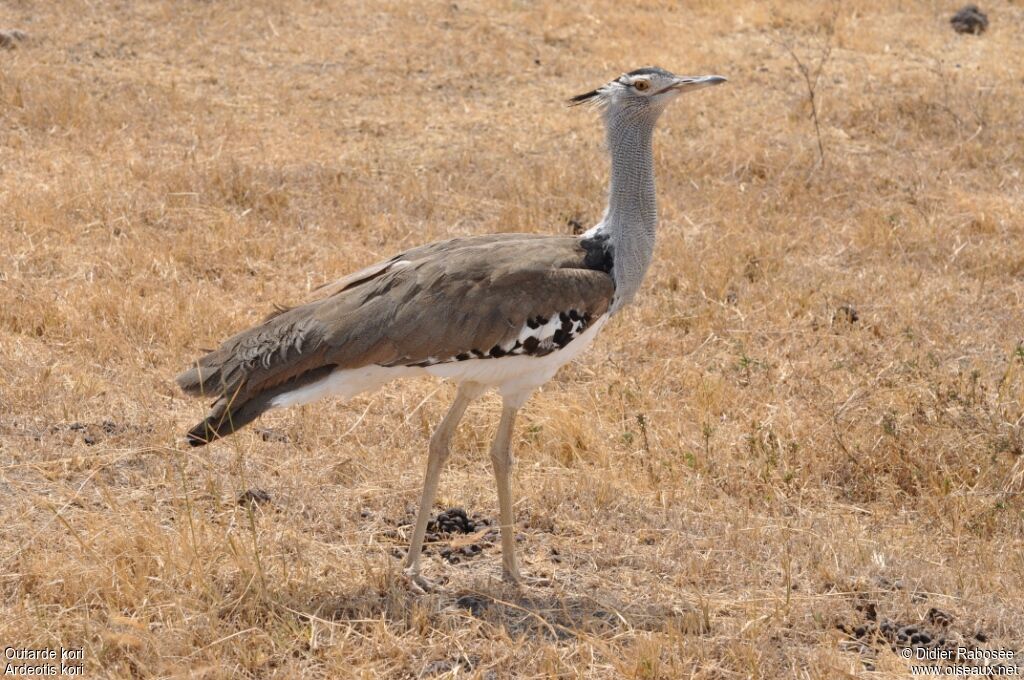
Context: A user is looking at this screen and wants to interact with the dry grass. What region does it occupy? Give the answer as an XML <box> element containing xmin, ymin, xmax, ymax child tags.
<box><xmin>2</xmin><ymin>0</ymin><xmax>1023</xmax><ymax>677</ymax></box>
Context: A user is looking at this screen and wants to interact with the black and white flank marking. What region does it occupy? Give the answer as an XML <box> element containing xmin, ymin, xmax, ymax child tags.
<box><xmin>397</xmin><ymin>309</ymin><xmax>596</xmax><ymax>368</ymax></box>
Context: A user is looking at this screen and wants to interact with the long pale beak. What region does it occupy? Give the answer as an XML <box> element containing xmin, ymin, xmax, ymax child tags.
<box><xmin>668</xmin><ymin>75</ymin><xmax>728</xmax><ymax>94</ymax></box>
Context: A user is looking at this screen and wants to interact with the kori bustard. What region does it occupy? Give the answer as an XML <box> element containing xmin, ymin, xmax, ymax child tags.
<box><xmin>177</xmin><ymin>67</ymin><xmax>726</xmax><ymax>588</ymax></box>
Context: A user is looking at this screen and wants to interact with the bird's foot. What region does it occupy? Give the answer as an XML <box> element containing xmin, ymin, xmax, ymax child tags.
<box><xmin>502</xmin><ymin>567</ymin><xmax>552</xmax><ymax>589</ymax></box>
<box><xmin>402</xmin><ymin>567</ymin><xmax>441</xmax><ymax>594</ymax></box>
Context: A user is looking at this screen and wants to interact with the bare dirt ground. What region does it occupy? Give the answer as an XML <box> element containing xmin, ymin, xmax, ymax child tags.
<box><xmin>2</xmin><ymin>1</ymin><xmax>1023</xmax><ymax>677</ymax></box>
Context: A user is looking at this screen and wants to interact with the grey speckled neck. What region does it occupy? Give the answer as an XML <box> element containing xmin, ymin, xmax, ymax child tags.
<box><xmin>600</xmin><ymin>105</ymin><xmax>659</xmax><ymax>314</ymax></box>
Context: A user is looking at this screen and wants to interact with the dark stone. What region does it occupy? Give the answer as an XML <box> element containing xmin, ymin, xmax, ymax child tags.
<box><xmin>951</xmin><ymin>5</ymin><xmax>988</xmax><ymax>34</ymax></box>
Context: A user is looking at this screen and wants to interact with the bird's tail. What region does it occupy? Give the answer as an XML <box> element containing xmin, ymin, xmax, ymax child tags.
<box><xmin>180</xmin><ymin>363</ymin><xmax>335</xmax><ymax>446</ymax></box>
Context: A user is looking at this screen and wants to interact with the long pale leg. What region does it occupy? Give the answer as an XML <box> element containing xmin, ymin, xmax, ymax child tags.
<box><xmin>489</xmin><ymin>399</ymin><xmax>545</xmax><ymax>586</ymax></box>
<box><xmin>403</xmin><ymin>382</ymin><xmax>483</xmax><ymax>588</ymax></box>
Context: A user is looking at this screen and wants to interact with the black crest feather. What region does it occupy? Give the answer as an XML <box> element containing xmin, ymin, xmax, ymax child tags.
<box><xmin>568</xmin><ymin>88</ymin><xmax>601</xmax><ymax>106</ymax></box>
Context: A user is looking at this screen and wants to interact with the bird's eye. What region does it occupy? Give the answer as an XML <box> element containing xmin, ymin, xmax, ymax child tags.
<box><xmin>633</xmin><ymin>80</ymin><xmax>650</xmax><ymax>91</ymax></box>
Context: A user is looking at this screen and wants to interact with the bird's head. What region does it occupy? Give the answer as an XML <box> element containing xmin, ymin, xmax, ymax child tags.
<box><xmin>569</xmin><ymin>66</ymin><xmax>726</xmax><ymax>119</ymax></box>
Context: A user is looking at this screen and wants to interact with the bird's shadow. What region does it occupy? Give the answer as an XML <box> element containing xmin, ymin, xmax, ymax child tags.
<box><xmin>293</xmin><ymin>580</ymin><xmax>707</xmax><ymax>641</ymax></box>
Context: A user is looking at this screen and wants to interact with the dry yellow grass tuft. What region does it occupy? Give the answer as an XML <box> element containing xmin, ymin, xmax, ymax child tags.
<box><xmin>2</xmin><ymin>1</ymin><xmax>1023</xmax><ymax>677</ymax></box>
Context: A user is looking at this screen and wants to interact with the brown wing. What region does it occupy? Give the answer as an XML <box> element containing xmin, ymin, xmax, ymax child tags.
<box><xmin>177</xmin><ymin>233</ymin><xmax>613</xmax><ymax>444</ymax></box>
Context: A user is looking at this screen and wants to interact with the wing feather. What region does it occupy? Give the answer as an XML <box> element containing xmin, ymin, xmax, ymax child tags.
<box><xmin>177</xmin><ymin>234</ymin><xmax>613</xmax><ymax>444</ymax></box>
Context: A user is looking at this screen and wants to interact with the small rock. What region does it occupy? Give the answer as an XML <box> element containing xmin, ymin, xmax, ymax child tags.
<box><xmin>834</xmin><ymin>304</ymin><xmax>859</xmax><ymax>324</ymax></box>
<box><xmin>421</xmin><ymin>656</ymin><xmax>475</xmax><ymax>677</ymax></box>
<box><xmin>0</xmin><ymin>29</ymin><xmax>28</xmax><ymax>49</ymax></box>
<box><xmin>255</xmin><ymin>427</ymin><xmax>290</xmax><ymax>443</ymax></box>
<box><xmin>951</xmin><ymin>5</ymin><xmax>988</xmax><ymax>35</ymax></box>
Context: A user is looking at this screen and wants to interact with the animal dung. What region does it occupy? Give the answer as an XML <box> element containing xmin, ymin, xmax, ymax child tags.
<box><xmin>237</xmin><ymin>488</ymin><xmax>272</xmax><ymax>506</ymax></box>
<box><xmin>427</xmin><ymin>507</ymin><xmax>477</xmax><ymax>534</ymax></box>
<box><xmin>950</xmin><ymin>5</ymin><xmax>988</xmax><ymax>35</ymax></box>
<box><xmin>419</xmin><ymin>507</ymin><xmax>496</xmax><ymax>563</ymax></box>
